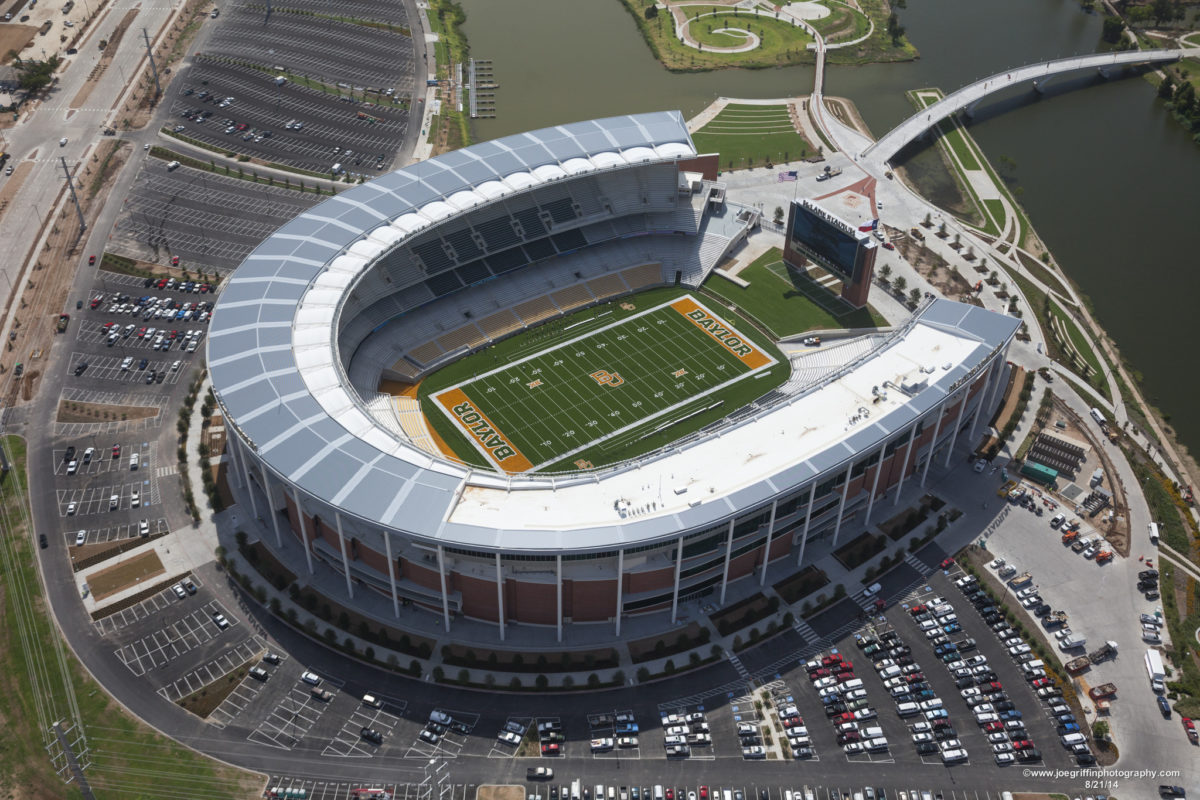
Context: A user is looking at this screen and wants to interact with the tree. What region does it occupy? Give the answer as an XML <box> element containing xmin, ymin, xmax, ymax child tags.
<box><xmin>1158</xmin><ymin>74</ymin><xmax>1176</xmax><ymax>101</ymax></box>
<box><xmin>879</xmin><ymin>264</ymin><xmax>893</xmax><ymax>282</ymax></box>
<box><xmin>886</xmin><ymin>12</ymin><xmax>905</xmax><ymax>45</ymax></box>
<box><xmin>1151</xmin><ymin>0</ymin><xmax>1173</xmax><ymax>24</ymax></box>
<box><xmin>894</xmin><ymin>275</ymin><xmax>907</xmax><ymax>293</ymax></box>
<box><xmin>773</xmin><ymin>206</ymin><xmax>784</xmax><ymax>225</ymax></box>
<box><xmin>1101</xmin><ymin>16</ymin><xmax>1125</xmax><ymax>43</ymax></box>
<box><xmin>909</xmin><ymin>288</ymin><xmax>922</xmax><ymax>306</ymax></box>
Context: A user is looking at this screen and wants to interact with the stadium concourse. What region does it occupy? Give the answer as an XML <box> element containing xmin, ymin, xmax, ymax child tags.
<box><xmin>209</xmin><ymin>111</ymin><xmax>1020</xmax><ymax>649</ymax></box>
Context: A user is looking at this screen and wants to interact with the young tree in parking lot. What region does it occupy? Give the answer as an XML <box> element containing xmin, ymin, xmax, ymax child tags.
<box><xmin>894</xmin><ymin>275</ymin><xmax>907</xmax><ymax>293</ymax></box>
<box><xmin>909</xmin><ymin>288</ymin><xmax>922</xmax><ymax>306</ymax></box>
<box><xmin>879</xmin><ymin>264</ymin><xmax>892</xmax><ymax>283</ymax></box>
<box><xmin>773</xmin><ymin>206</ymin><xmax>784</xmax><ymax>225</ymax></box>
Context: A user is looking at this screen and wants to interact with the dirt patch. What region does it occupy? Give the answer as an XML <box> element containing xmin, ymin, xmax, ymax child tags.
<box><xmin>177</xmin><ymin>651</ymin><xmax>262</xmax><ymax>718</ymax></box>
<box><xmin>824</xmin><ymin>96</ymin><xmax>875</xmax><ymax>140</ymax></box>
<box><xmin>71</xmin><ymin>9</ymin><xmax>137</xmax><ymax>110</ymax></box>
<box><xmin>56</xmin><ymin>398</ymin><xmax>160</xmax><ymax>423</ymax></box>
<box><xmin>0</xmin><ymin>23</ymin><xmax>38</xmax><ymax>61</ymax></box>
<box><xmin>86</xmin><ymin>549</ymin><xmax>166</xmax><ymax>600</ymax></box>
<box><xmin>478</xmin><ymin>787</ymin><xmax>525</xmax><ymax>800</ymax></box>
<box><xmin>0</xmin><ymin>160</ymin><xmax>33</xmax><ymax>223</ymax></box>
<box><xmin>891</xmin><ymin>229</ymin><xmax>978</xmax><ymax>303</ymax></box>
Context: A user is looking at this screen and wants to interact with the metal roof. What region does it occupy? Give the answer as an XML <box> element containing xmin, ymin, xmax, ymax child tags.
<box><xmin>209</xmin><ymin>110</ymin><xmax>1019</xmax><ymax>554</ymax></box>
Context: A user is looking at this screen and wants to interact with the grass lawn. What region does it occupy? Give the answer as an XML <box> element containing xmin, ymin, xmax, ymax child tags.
<box><xmin>805</xmin><ymin>2</ymin><xmax>870</xmax><ymax>43</ymax></box>
<box><xmin>702</xmin><ymin>248</ymin><xmax>885</xmax><ymax>337</ymax></box>
<box><xmin>692</xmin><ymin>104</ymin><xmax>811</xmax><ymax>171</ymax></box>
<box><xmin>419</xmin><ymin>288</ymin><xmax>788</xmax><ymax>472</ymax></box>
<box><xmin>1047</xmin><ymin>299</ymin><xmax>1105</xmax><ymax>384</ymax></box>
<box><xmin>0</xmin><ymin>436</ymin><xmax>259</xmax><ymax>799</ymax></box>
<box><xmin>86</xmin><ymin>549</ymin><xmax>166</xmax><ymax>599</ymax></box>
<box><xmin>982</xmin><ymin>199</ymin><xmax>1006</xmax><ymax>234</ymax></box>
<box><xmin>823</xmin><ymin>0</ymin><xmax>918</xmax><ymax>65</ymax></box>
<box><xmin>619</xmin><ymin>0</ymin><xmax>815</xmax><ymax>71</ymax></box>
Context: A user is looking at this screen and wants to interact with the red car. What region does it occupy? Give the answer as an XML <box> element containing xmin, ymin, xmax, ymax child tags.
<box><xmin>909</xmin><ymin>604</ymin><xmax>927</xmax><ymax>615</ymax></box>
<box><xmin>540</xmin><ymin>742</ymin><xmax>559</xmax><ymax>756</ymax></box>
<box><xmin>939</xmin><ymin>557</ymin><xmax>955</xmax><ymax>569</ymax></box>
<box><xmin>834</xmin><ymin>661</ymin><xmax>853</xmax><ymax>673</ymax></box>
<box><xmin>835</xmin><ymin>672</ymin><xmax>857</xmax><ymax>683</ymax></box>
<box><xmin>171</xmin><ymin>256</ymin><xmax>180</xmax><ymax>266</ymax></box>
<box><xmin>157</xmin><ymin>278</ymin><xmax>169</xmax><ymax>288</ymax></box>
<box><xmin>1031</xmin><ymin>678</ymin><xmax>1051</xmax><ymax>688</ymax></box>
<box><xmin>905</xmin><ymin>673</ymin><xmax>926</xmax><ymax>684</ymax></box>
<box><xmin>102</xmin><ymin>321</ymin><xmax>114</xmax><ymax>330</ymax></box>
<box><xmin>88</xmin><ymin>254</ymin><xmax>96</xmax><ymax>265</ymax></box>
<box><xmin>882</xmin><ymin>241</ymin><xmax>895</xmax><ymax>250</ymax></box>
<box><xmin>822</xmin><ymin>654</ymin><xmax>843</xmax><ymax>666</ymax></box>
<box><xmin>111</xmin><ymin>444</ymin><xmax>121</xmax><ymax>458</ymax></box>
<box><xmin>984</xmin><ymin>681</ymin><xmax>1003</xmax><ymax>693</ymax></box>
<box><xmin>833</xmin><ymin>712</ymin><xmax>854</xmax><ymax>724</ymax></box>
<box><xmin>808</xmin><ymin>668</ymin><xmax>830</xmax><ymax>680</ymax></box>
<box><xmin>665</xmin><ymin>790</ymin><xmax>674</xmax><ymax>800</ymax></box>
<box><xmin>699</xmin><ymin>788</ymin><xmax>708</xmax><ymax>800</ymax></box>
<box><xmin>1012</xmin><ymin>739</ymin><xmax>1034</xmax><ymax>750</ymax></box>
<box><xmin>984</xmin><ymin>722</ymin><xmax>1004</xmax><ymax>733</ymax></box>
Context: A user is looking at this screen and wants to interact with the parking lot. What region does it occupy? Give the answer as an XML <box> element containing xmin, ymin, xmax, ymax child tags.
<box><xmin>113</xmin><ymin>600</ymin><xmax>240</xmax><ymax>676</ymax></box>
<box><xmin>170</xmin><ymin>59</ymin><xmax>410</xmax><ymax>174</ymax></box>
<box><xmin>112</xmin><ymin>158</ymin><xmax>322</xmax><ymax>271</ymax></box>
<box><xmin>94</xmin><ymin>577</ymin><xmax>201</xmax><ymax>635</ymax></box>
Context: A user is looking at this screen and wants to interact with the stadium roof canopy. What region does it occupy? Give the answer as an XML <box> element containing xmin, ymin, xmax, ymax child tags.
<box><xmin>209</xmin><ymin>109</ymin><xmax>1019</xmax><ymax>553</ymax></box>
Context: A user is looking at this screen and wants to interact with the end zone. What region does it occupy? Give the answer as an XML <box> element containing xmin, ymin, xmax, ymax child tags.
<box><xmin>432</xmin><ymin>388</ymin><xmax>534</xmax><ymax>472</ymax></box>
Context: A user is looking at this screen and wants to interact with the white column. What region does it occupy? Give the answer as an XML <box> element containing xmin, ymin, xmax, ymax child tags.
<box><xmin>556</xmin><ymin>554</ymin><xmax>563</xmax><ymax>643</ymax></box>
<box><xmin>384</xmin><ymin>531</ymin><xmax>400</xmax><ymax>619</ymax></box>
<box><xmin>985</xmin><ymin>356</ymin><xmax>1007</xmax><ymax>413</ymax></box>
<box><xmin>759</xmin><ymin>500</ymin><xmax>777</xmax><ymax>585</ymax></box>
<box><xmin>670</xmin><ymin>535</ymin><xmax>684</xmax><ymax>624</ymax></box>
<box><xmin>291</xmin><ymin>486</ymin><xmax>314</xmax><ymax>575</ymax></box>
<box><xmin>831</xmin><ymin>464</ymin><xmax>853</xmax><ymax>547</ymax></box>
<box><xmin>436</xmin><ymin>545</ymin><xmax>451</xmax><ymax>633</ymax></box>
<box><xmin>228</xmin><ymin>435</ymin><xmax>245</xmax><ymax>488</ymax></box>
<box><xmin>864</xmin><ymin>443</ymin><xmax>886</xmax><ymax>527</ymax></box>
<box><xmin>719</xmin><ymin>519</ymin><xmax>735</xmax><ymax>604</ymax></box>
<box><xmin>239</xmin><ymin>442</ymin><xmax>259</xmax><ymax>520</ymax></box>
<box><xmin>495</xmin><ymin>553</ymin><xmax>506</xmax><ymax>641</ymax></box>
<box><xmin>335</xmin><ymin>512</ymin><xmax>354</xmax><ymax>600</ymax></box>
<box><xmin>262</xmin><ymin>464</ymin><xmax>282</xmax><ymax>547</ymax></box>
<box><xmin>969</xmin><ymin>360</ymin><xmax>998</xmax><ymax>440</ymax></box>
<box><xmin>943</xmin><ymin>391</ymin><xmax>970</xmax><ymax>467</ymax></box>
<box><xmin>921</xmin><ymin>404</ymin><xmax>946</xmax><ymax>486</ymax></box>
<box><xmin>797</xmin><ymin>485</ymin><xmax>816</xmax><ymax>566</ymax></box>
<box><xmin>894</xmin><ymin>423</ymin><xmax>917</xmax><ymax>506</ymax></box>
<box><xmin>615</xmin><ymin>550</ymin><xmax>625</xmax><ymax>635</ymax></box>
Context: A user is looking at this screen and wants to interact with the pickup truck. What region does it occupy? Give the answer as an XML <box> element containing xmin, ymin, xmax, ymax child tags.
<box><xmin>1088</xmin><ymin>683</ymin><xmax>1117</xmax><ymax>700</ymax></box>
<box><xmin>57</xmin><ymin>313</ymin><xmax>70</xmax><ymax>333</ymax></box>
<box><xmin>1071</xmin><ymin>537</ymin><xmax>1091</xmax><ymax>553</ymax></box>
<box><xmin>1183</xmin><ymin>717</ymin><xmax>1198</xmax><ymax>744</ymax></box>
<box><xmin>1059</xmin><ymin>635</ymin><xmax>1087</xmax><ymax>651</ymax></box>
<box><xmin>1088</xmin><ymin>641</ymin><xmax>1118</xmax><ymax>663</ymax></box>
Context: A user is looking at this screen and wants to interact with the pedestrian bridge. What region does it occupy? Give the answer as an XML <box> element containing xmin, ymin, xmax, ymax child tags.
<box><xmin>864</xmin><ymin>49</ymin><xmax>1189</xmax><ymax>166</ymax></box>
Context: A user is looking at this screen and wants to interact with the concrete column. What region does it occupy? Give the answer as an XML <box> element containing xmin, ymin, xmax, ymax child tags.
<box><xmin>969</xmin><ymin>360</ymin><xmax>998</xmax><ymax>440</ymax></box>
<box><xmin>921</xmin><ymin>403</ymin><xmax>946</xmax><ymax>487</ymax></box>
<box><xmin>239</xmin><ymin>441</ymin><xmax>260</xmax><ymax>521</ymax></box>
<box><xmin>670</xmin><ymin>535</ymin><xmax>684</xmax><ymax>624</ymax></box>
<box><xmin>864</xmin><ymin>443</ymin><xmax>886</xmax><ymax>527</ymax></box>
<box><xmin>228</xmin><ymin>435</ymin><xmax>245</xmax><ymax>488</ymax></box>
<box><xmin>894</xmin><ymin>423</ymin><xmax>917</xmax><ymax>506</ymax></box>
<box><xmin>495</xmin><ymin>553</ymin><xmax>506</xmax><ymax>641</ymax></box>
<box><xmin>831</xmin><ymin>464</ymin><xmax>853</xmax><ymax>547</ymax></box>
<box><xmin>262</xmin><ymin>464</ymin><xmax>282</xmax><ymax>547</ymax></box>
<box><xmin>556</xmin><ymin>554</ymin><xmax>563</xmax><ymax>644</ymax></box>
<box><xmin>436</xmin><ymin>545</ymin><xmax>451</xmax><ymax>633</ymax></box>
<box><xmin>985</xmin><ymin>356</ymin><xmax>1007</xmax><ymax>413</ymax></box>
<box><xmin>334</xmin><ymin>512</ymin><xmax>354</xmax><ymax>600</ymax></box>
<box><xmin>759</xmin><ymin>499</ymin><xmax>777</xmax><ymax>586</ymax></box>
<box><xmin>614</xmin><ymin>549</ymin><xmax>624</xmax><ymax>636</ymax></box>
<box><xmin>943</xmin><ymin>391</ymin><xmax>969</xmax><ymax>467</ymax></box>
<box><xmin>291</xmin><ymin>486</ymin><xmax>314</xmax><ymax>575</ymax></box>
<box><xmin>719</xmin><ymin>518</ymin><xmax>735</xmax><ymax>604</ymax></box>
<box><xmin>798</xmin><ymin>486</ymin><xmax>816</xmax><ymax>566</ymax></box>
<box><xmin>384</xmin><ymin>531</ymin><xmax>400</xmax><ymax>619</ymax></box>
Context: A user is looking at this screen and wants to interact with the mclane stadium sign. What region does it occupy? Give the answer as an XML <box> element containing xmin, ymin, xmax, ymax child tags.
<box><xmin>798</xmin><ymin>198</ymin><xmax>862</xmax><ymax>239</ymax></box>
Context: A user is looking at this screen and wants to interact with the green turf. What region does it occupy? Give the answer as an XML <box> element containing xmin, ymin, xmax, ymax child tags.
<box><xmin>702</xmin><ymin>248</ymin><xmax>886</xmax><ymax>337</ymax></box>
<box><xmin>418</xmin><ymin>288</ymin><xmax>789</xmax><ymax>472</ymax></box>
<box><xmin>692</xmin><ymin>103</ymin><xmax>810</xmax><ymax>170</ymax></box>
<box><xmin>427</xmin><ymin>296</ymin><xmax>779</xmax><ymax>471</ymax></box>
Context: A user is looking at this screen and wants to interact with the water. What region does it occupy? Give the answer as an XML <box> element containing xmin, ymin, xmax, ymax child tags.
<box><xmin>459</xmin><ymin>0</ymin><xmax>1200</xmax><ymax>457</ymax></box>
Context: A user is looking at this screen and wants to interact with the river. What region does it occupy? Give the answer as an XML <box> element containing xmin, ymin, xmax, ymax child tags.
<box><xmin>459</xmin><ymin>0</ymin><xmax>1200</xmax><ymax>460</ymax></box>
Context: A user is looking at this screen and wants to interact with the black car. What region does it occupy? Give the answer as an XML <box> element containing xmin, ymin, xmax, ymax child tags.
<box><xmin>1140</xmin><ymin>569</ymin><xmax>1159</xmax><ymax>580</ymax></box>
<box><xmin>915</xmin><ymin>741</ymin><xmax>938</xmax><ymax>755</ymax></box>
<box><xmin>426</xmin><ymin>722</ymin><xmax>447</xmax><ymax>735</ymax></box>
<box><xmin>995</xmin><ymin>701</ymin><xmax>1016</xmax><ymax>712</ymax></box>
<box><xmin>138</xmin><ymin>358</ymin><xmax>148</xmax><ymax>370</ymax></box>
<box><xmin>449</xmin><ymin>720</ymin><xmax>471</xmax><ymax>735</ymax></box>
<box><xmin>1033</xmin><ymin>603</ymin><xmax>1051</xmax><ymax>616</ymax></box>
<box><xmin>1158</xmin><ymin>695</ymin><xmax>1172</xmax><ymax>718</ymax></box>
<box><xmin>73</xmin><ymin>362</ymin><xmax>88</xmax><ymax>376</ymax></box>
<box><xmin>975</xmin><ymin>672</ymin><xmax>998</xmax><ymax>685</ymax></box>
<box><xmin>360</xmin><ymin>727</ymin><xmax>383</xmax><ymax>744</ymax></box>
<box><xmin>954</xmin><ymin>676</ymin><xmax>974</xmax><ymax>689</ymax></box>
<box><xmin>957</xmin><ymin>638</ymin><xmax>977</xmax><ymax>653</ymax></box>
<box><xmin>39</xmin><ymin>533</ymin><xmax>48</xmax><ymax>549</ymax></box>
<box><xmin>1138</xmin><ymin>579</ymin><xmax>1158</xmax><ymax>591</ymax></box>
<box><xmin>1075</xmin><ymin>752</ymin><xmax>1096</xmax><ymax>766</ymax></box>
<box><xmin>64</xmin><ymin>446</ymin><xmax>75</xmax><ymax>462</ymax></box>
<box><xmin>1159</xmin><ymin>787</ymin><xmax>1186</xmax><ymax>798</ymax></box>
<box><xmin>1016</xmin><ymin>748</ymin><xmax>1042</xmax><ymax>762</ymax></box>
<box><xmin>933</xmin><ymin>726</ymin><xmax>957</xmax><ymax>741</ymax></box>
<box><xmin>1145</xmin><ymin>590</ymin><xmax>1161</xmax><ymax>600</ymax></box>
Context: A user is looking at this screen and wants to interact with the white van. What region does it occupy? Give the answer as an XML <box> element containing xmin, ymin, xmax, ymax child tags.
<box><xmin>841</xmin><ymin>679</ymin><xmax>864</xmax><ymax>692</ymax></box>
<box><xmin>897</xmin><ymin>702</ymin><xmax>920</xmax><ymax>717</ymax></box>
<box><xmin>130</xmin><ymin>453</ymin><xmax>139</xmax><ymax>470</ymax></box>
<box><xmin>879</xmin><ymin>665</ymin><xmax>902</xmax><ymax>680</ymax></box>
<box><xmin>167</xmin><ymin>160</ymin><xmax>181</xmax><ymax>171</ymax></box>
<box><xmin>1061</xmin><ymin>732</ymin><xmax>1086</xmax><ymax>747</ymax></box>
<box><xmin>975</xmin><ymin>712</ymin><xmax>999</xmax><ymax>725</ymax></box>
<box><xmin>1022</xmin><ymin>660</ymin><xmax>1045</xmax><ymax>674</ymax></box>
<box><xmin>652</xmin><ymin>787</ymin><xmax>664</xmax><ymax>800</ymax></box>
<box><xmin>331</xmin><ymin>162</ymin><xmax>344</xmax><ymax>175</ymax></box>
<box><xmin>1148</xmin><ymin>522</ymin><xmax>1160</xmax><ymax>545</ymax></box>
<box><xmin>861</xmin><ymin>726</ymin><xmax>884</xmax><ymax>739</ymax></box>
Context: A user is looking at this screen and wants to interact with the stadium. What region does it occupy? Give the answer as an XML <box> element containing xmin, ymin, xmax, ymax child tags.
<box><xmin>209</xmin><ymin>111</ymin><xmax>1020</xmax><ymax>647</ymax></box>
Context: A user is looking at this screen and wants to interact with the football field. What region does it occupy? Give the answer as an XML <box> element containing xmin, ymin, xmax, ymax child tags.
<box><xmin>430</xmin><ymin>296</ymin><xmax>779</xmax><ymax>472</ymax></box>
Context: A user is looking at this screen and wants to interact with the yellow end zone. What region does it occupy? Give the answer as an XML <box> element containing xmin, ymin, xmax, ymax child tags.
<box><xmin>433</xmin><ymin>387</ymin><xmax>534</xmax><ymax>473</ymax></box>
<box><xmin>669</xmin><ymin>297</ymin><xmax>772</xmax><ymax>370</ymax></box>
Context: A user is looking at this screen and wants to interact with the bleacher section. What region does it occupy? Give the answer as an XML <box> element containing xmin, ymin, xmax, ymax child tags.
<box><xmin>390</xmin><ymin>395</ymin><xmax>440</xmax><ymax>455</ymax></box>
<box><xmin>549</xmin><ymin>284</ymin><xmax>595</xmax><ymax>313</ymax></box>
<box><xmin>477</xmin><ymin>309</ymin><xmax>524</xmax><ymax>341</ymax></box>
<box><xmin>621</xmin><ymin>263</ymin><xmax>664</xmax><ymax>291</ymax></box>
<box><xmin>586</xmin><ymin>274</ymin><xmax>626</xmax><ymax>299</ymax></box>
<box><xmin>780</xmin><ymin>334</ymin><xmax>891</xmax><ymax>395</ymax></box>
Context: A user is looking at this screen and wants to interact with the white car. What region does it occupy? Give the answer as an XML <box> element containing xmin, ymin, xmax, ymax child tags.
<box><xmin>138</xmin><ymin>519</ymin><xmax>150</xmax><ymax>536</ymax></box>
<box><xmin>74</xmin><ymin>530</ymin><xmax>86</xmax><ymax>546</ymax></box>
<box><xmin>109</xmin><ymin>494</ymin><xmax>119</xmax><ymax>510</ymax></box>
<box><xmin>67</xmin><ymin>460</ymin><xmax>78</xmax><ymax>475</ymax></box>
<box><xmin>131</xmin><ymin>490</ymin><xmax>140</xmax><ymax>508</ymax></box>
<box><xmin>497</xmin><ymin>730</ymin><xmax>520</xmax><ymax>745</ymax></box>
<box><xmin>66</xmin><ymin>502</ymin><xmax>77</xmax><ymax>515</ymax></box>
<box><xmin>212</xmin><ymin>613</ymin><xmax>229</xmax><ymax>629</ymax></box>
<box><xmin>301</xmin><ymin>671</ymin><xmax>321</xmax><ymax>685</ymax></box>
<box><xmin>995</xmin><ymin>751</ymin><xmax>1015</xmax><ymax>766</ymax></box>
<box><xmin>59</xmin><ymin>137</ymin><xmax>68</xmax><ymax>146</ymax></box>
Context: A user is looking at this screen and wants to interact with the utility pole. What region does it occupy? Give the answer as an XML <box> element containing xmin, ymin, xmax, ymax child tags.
<box><xmin>60</xmin><ymin>157</ymin><xmax>85</xmax><ymax>233</ymax></box>
<box><xmin>52</xmin><ymin>722</ymin><xmax>96</xmax><ymax>800</ymax></box>
<box><xmin>141</xmin><ymin>28</ymin><xmax>161</xmax><ymax>100</ymax></box>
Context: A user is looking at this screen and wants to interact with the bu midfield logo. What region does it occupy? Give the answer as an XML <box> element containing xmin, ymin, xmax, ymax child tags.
<box><xmin>590</xmin><ymin>369</ymin><xmax>624</xmax><ymax>387</ymax></box>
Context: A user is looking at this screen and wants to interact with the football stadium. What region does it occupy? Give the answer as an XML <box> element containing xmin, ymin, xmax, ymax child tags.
<box><xmin>209</xmin><ymin>111</ymin><xmax>1020</xmax><ymax>646</ymax></box>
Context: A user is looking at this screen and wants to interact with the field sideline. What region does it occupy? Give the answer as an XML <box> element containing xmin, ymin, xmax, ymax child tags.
<box><xmin>431</xmin><ymin>296</ymin><xmax>777</xmax><ymax>472</ymax></box>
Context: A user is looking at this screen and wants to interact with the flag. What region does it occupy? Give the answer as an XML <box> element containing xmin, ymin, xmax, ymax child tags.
<box><xmin>858</xmin><ymin>219</ymin><xmax>879</xmax><ymax>232</ymax></box>
<box><xmin>777</xmin><ymin>171</ymin><xmax>798</xmax><ymax>182</ymax></box>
